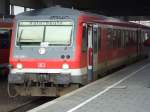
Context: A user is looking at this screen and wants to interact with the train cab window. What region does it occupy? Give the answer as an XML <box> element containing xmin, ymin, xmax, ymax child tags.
<box><xmin>17</xmin><ymin>21</ymin><xmax>73</xmax><ymax>46</ymax></box>
<box><xmin>82</xmin><ymin>24</ymin><xmax>88</xmax><ymax>52</ymax></box>
<box><xmin>0</xmin><ymin>29</ymin><xmax>11</xmax><ymax>49</ymax></box>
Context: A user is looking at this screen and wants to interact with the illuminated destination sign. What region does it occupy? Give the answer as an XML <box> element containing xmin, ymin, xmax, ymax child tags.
<box><xmin>19</xmin><ymin>21</ymin><xmax>73</xmax><ymax>26</ymax></box>
<box><xmin>49</xmin><ymin>16</ymin><xmax>71</xmax><ymax>19</ymax></box>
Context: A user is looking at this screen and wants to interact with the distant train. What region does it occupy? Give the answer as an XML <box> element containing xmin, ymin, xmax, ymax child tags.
<box><xmin>8</xmin><ymin>6</ymin><xmax>150</xmax><ymax>96</ymax></box>
<box><xmin>0</xmin><ymin>18</ymin><xmax>13</xmax><ymax>76</ymax></box>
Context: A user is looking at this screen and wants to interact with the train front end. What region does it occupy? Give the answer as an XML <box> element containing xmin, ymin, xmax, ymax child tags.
<box><xmin>8</xmin><ymin>14</ymin><xmax>83</xmax><ymax>96</ymax></box>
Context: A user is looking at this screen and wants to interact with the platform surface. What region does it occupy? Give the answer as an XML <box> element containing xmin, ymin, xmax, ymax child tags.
<box><xmin>29</xmin><ymin>60</ymin><xmax>150</xmax><ymax>112</ymax></box>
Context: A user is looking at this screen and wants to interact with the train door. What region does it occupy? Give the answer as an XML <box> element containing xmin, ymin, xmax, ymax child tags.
<box><xmin>93</xmin><ymin>24</ymin><xmax>99</xmax><ymax>78</ymax></box>
<box><xmin>87</xmin><ymin>24</ymin><xmax>99</xmax><ymax>82</ymax></box>
<box><xmin>87</xmin><ymin>25</ymin><xmax>93</xmax><ymax>82</ymax></box>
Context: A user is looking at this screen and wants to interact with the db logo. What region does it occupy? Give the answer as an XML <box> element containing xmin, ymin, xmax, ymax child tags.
<box><xmin>37</xmin><ymin>63</ymin><xmax>46</xmax><ymax>68</ymax></box>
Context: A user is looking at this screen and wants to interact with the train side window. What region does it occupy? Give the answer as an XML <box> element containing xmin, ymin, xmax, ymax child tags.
<box><xmin>134</xmin><ymin>31</ymin><xmax>137</xmax><ymax>43</ymax></box>
<box><xmin>144</xmin><ymin>32</ymin><xmax>148</xmax><ymax>41</ymax></box>
<box><xmin>82</xmin><ymin>24</ymin><xmax>88</xmax><ymax>52</ymax></box>
<box><xmin>118</xmin><ymin>30</ymin><xmax>121</xmax><ymax>48</ymax></box>
<box><xmin>113</xmin><ymin>29</ymin><xmax>119</xmax><ymax>48</ymax></box>
<box><xmin>132</xmin><ymin>31</ymin><xmax>136</xmax><ymax>44</ymax></box>
<box><xmin>142</xmin><ymin>31</ymin><xmax>145</xmax><ymax>43</ymax></box>
<box><xmin>107</xmin><ymin>28</ymin><xmax>113</xmax><ymax>48</ymax></box>
<box><xmin>121</xmin><ymin>30</ymin><xmax>125</xmax><ymax>48</ymax></box>
<box><xmin>98</xmin><ymin>27</ymin><xmax>101</xmax><ymax>50</ymax></box>
<box><xmin>124</xmin><ymin>30</ymin><xmax>129</xmax><ymax>47</ymax></box>
<box><xmin>0</xmin><ymin>29</ymin><xmax>11</xmax><ymax>49</ymax></box>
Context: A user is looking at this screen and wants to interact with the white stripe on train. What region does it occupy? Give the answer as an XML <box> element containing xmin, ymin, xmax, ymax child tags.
<box><xmin>11</xmin><ymin>68</ymin><xmax>87</xmax><ymax>76</ymax></box>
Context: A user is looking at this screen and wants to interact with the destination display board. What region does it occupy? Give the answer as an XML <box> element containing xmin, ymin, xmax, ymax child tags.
<box><xmin>19</xmin><ymin>21</ymin><xmax>73</xmax><ymax>26</ymax></box>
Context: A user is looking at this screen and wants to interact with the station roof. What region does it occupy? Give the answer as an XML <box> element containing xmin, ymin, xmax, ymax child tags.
<box><xmin>10</xmin><ymin>0</ymin><xmax>150</xmax><ymax>16</ymax></box>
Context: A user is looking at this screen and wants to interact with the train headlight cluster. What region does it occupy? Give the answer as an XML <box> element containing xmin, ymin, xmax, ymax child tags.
<box><xmin>62</xmin><ymin>63</ymin><xmax>69</xmax><ymax>69</ymax></box>
<box><xmin>16</xmin><ymin>63</ymin><xmax>23</xmax><ymax>70</ymax></box>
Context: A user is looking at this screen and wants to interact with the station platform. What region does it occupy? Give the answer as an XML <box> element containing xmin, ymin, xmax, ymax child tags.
<box><xmin>28</xmin><ymin>60</ymin><xmax>150</xmax><ymax>112</ymax></box>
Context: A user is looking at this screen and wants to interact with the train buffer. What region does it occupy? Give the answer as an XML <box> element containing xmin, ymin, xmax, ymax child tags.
<box><xmin>28</xmin><ymin>60</ymin><xmax>150</xmax><ymax>112</ymax></box>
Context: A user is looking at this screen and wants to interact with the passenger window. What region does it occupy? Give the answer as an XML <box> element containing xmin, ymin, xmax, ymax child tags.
<box><xmin>121</xmin><ymin>30</ymin><xmax>125</xmax><ymax>48</ymax></box>
<box><xmin>107</xmin><ymin>28</ymin><xmax>113</xmax><ymax>48</ymax></box>
<box><xmin>124</xmin><ymin>30</ymin><xmax>129</xmax><ymax>47</ymax></box>
<box><xmin>113</xmin><ymin>29</ymin><xmax>118</xmax><ymax>48</ymax></box>
<box><xmin>98</xmin><ymin>27</ymin><xmax>101</xmax><ymax>50</ymax></box>
<box><xmin>93</xmin><ymin>25</ymin><xmax>98</xmax><ymax>53</ymax></box>
<box><xmin>0</xmin><ymin>29</ymin><xmax>11</xmax><ymax>49</ymax></box>
<box><xmin>117</xmin><ymin>30</ymin><xmax>121</xmax><ymax>48</ymax></box>
<box><xmin>82</xmin><ymin>25</ymin><xmax>88</xmax><ymax>52</ymax></box>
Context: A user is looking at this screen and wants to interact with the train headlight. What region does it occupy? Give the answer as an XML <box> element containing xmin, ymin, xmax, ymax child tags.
<box><xmin>16</xmin><ymin>63</ymin><xmax>23</xmax><ymax>70</ymax></box>
<box><xmin>62</xmin><ymin>63</ymin><xmax>69</xmax><ymax>69</ymax></box>
<box><xmin>39</xmin><ymin>48</ymin><xmax>46</xmax><ymax>55</ymax></box>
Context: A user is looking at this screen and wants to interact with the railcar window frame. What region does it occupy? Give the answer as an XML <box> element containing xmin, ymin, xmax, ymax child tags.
<box><xmin>107</xmin><ymin>28</ymin><xmax>113</xmax><ymax>49</ymax></box>
<box><xmin>82</xmin><ymin>24</ymin><xmax>88</xmax><ymax>52</ymax></box>
<box><xmin>117</xmin><ymin>29</ymin><xmax>121</xmax><ymax>48</ymax></box>
<box><xmin>93</xmin><ymin>24</ymin><xmax>99</xmax><ymax>54</ymax></box>
<box><xmin>15</xmin><ymin>20</ymin><xmax>74</xmax><ymax>47</ymax></box>
<box><xmin>0</xmin><ymin>29</ymin><xmax>11</xmax><ymax>49</ymax></box>
<box><xmin>98</xmin><ymin>27</ymin><xmax>101</xmax><ymax>51</ymax></box>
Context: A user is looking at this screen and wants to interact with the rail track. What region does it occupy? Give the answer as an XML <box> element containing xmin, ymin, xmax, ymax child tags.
<box><xmin>8</xmin><ymin>97</ymin><xmax>56</xmax><ymax>112</ymax></box>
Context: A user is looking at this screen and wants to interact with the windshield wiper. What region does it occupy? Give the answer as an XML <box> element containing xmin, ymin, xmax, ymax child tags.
<box><xmin>18</xmin><ymin>29</ymin><xmax>23</xmax><ymax>49</ymax></box>
<box><xmin>65</xmin><ymin>28</ymin><xmax>72</xmax><ymax>50</ymax></box>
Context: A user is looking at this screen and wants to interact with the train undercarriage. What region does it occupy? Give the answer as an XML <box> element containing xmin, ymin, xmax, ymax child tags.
<box><xmin>8</xmin><ymin>73</ymin><xmax>83</xmax><ymax>96</ymax></box>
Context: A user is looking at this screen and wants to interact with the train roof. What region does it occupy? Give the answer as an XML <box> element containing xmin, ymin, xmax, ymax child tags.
<box><xmin>16</xmin><ymin>6</ymin><xmax>114</xmax><ymax>20</ymax></box>
<box><xmin>17</xmin><ymin>6</ymin><xmax>81</xmax><ymax>17</ymax></box>
<box><xmin>17</xmin><ymin>6</ymin><xmax>150</xmax><ymax>30</ymax></box>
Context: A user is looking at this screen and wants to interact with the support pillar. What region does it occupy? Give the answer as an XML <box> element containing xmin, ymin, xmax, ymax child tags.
<box><xmin>10</xmin><ymin>5</ymin><xmax>14</xmax><ymax>15</ymax></box>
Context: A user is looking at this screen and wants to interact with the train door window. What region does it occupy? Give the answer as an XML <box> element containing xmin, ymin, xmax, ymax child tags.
<box><xmin>82</xmin><ymin>23</ymin><xmax>88</xmax><ymax>52</ymax></box>
<box><xmin>0</xmin><ymin>29</ymin><xmax>11</xmax><ymax>49</ymax></box>
<box><xmin>93</xmin><ymin>25</ymin><xmax>98</xmax><ymax>53</ymax></box>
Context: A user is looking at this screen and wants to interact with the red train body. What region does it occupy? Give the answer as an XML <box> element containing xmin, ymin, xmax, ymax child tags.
<box><xmin>0</xmin><ymin>18</ymin><xmax>13</xmax><ymax>75</ymax></box>
<box><xmin>8</xmin><ymin>7</ymin><xmax>150</xmax><ymax>96</ymax></box>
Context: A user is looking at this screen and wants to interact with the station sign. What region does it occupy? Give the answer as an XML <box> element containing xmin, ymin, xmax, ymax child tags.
<box><xmin>19</xmin><ymin>21</ymin><xmax>73</xmax><ymax>26</ymax></box>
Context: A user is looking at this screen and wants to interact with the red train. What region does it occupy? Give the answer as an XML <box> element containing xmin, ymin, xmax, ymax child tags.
<box><xmin>8</xmin><ymin>6</ymin><xmax>150</xmax><ymax>96</ymax></box>
<box><xmin>0</xmin><ymin>18</ymin><xmax>13</xmax><ymax>76</ymax></box>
